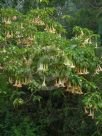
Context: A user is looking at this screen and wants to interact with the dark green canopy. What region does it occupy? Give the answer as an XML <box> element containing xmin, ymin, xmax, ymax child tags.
<box><xmin>98</xmin><ymin>17</ymin><xmax>102</xmax><ymax>35</ymax></box>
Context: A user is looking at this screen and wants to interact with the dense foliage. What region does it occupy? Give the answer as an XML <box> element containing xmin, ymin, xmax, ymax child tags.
<box><xmin>0</xmin><ymin>0</ymin><xmax>102</xmax><ymax>136</ymax></box>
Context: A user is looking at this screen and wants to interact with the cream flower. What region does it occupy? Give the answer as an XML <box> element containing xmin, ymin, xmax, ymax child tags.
<box><xmin>13</xmin><ymin>80</ymin><xmax>18</xmax><ymax>87</ymax></box>
<box><xmin>9</xmin><ymin>77</ymin><xmax>13</xmax><ymax>84</ymax></box>
<box><xmin>42</xmin><ymin>76</ymin><xmax>46</xmax><ymax>87</ymax></box>
<box><xmin>38</xmin><ymin>63</ymin><xmax>44</xmax><ymax>71</ymax></box>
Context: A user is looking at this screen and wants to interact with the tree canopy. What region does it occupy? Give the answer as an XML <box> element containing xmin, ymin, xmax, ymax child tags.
<box><xmin>0</xmin><ymin>0</ymin><xmax>102</xmax><ymax>136</ymax></box>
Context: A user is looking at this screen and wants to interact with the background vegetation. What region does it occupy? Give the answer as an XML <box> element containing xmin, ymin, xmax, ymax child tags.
<box><xmin>0</xmin><ymin>0</ymin><xmax>102</xmax><ymax>136</ymax></box>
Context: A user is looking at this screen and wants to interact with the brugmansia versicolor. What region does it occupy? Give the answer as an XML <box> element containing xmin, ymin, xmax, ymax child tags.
<box><xmin>0</xmin><ymin>8</ymin><xmax>101</xmax><ymax>95</ymax></box>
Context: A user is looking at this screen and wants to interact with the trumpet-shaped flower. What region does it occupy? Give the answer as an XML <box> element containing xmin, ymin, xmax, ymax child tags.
<box><xmin>38</xmin><ymin>63</ymin><xmax>44</xmax><ymax>71</ymax></box>
<box><xmin>13</xmin><ymin>80</ymin><xmax>18</xmax><ymax>87</ymax></box>
<box><xmin>17</xmin><ymin>80</ymin><xmax>22</xmax><ymax>88</ymax></box>
<box><xmin>64</xmin><ymin>58</ymin><xmax>75</xmax><ymax>68</ymax></box>
<box><xmin>9</xmin><ymin>77</ymin><xmax>13</xmax><ymax>84</ymax></box>
<box><xmin>42</xmin><ymin>76</ymin><xmax>46</xmax><ymax>87</ymax></box>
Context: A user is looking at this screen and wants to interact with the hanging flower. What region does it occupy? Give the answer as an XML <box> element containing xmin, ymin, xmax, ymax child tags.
<box><xmin>77</xmin><ymin>68</ymin><xmax>89</xmax><ymax>75</ymax></box>
<box><xmin>13</xmin><ymin>80</ymin><xmax>18</xmax><ymax>87</ymax></box>
<box><xmin>83</xmin><ymin>38</ymin><xmax>90</xmax><ymax>45</ymax></box>
<box><xmin>94</xmin><ymin>65</ymin><xmax>102</xmax><ymax>74</ymax></box>
<box><xmin>28</xmin><ymin>37</ymin><xmax>33</xmax><ymax>41</ymax></box>
<box><xmin>77</xmin><ymin>68</ymin><xmax>83</xmax><ymax>75</ymax></box>
<box><xmin>2</xmin><ymin>48</ymin><xmax>6</xmax><ymax>53</ymax></box>
<box><xmin>48</xmin><ymin>26</ymin><xmax>56</xmax><ymax>33</ymax></box>
<box><xmin>28</xmin><ymin>78</ymin><xmax>32</xmax><ymax>83</ymax></box>
<box><xmin>2</xmin><ymin>18</ymin><xmax>6</xmax><ymax>23</ymax></box>
<box><xmin>54</xmin><ymin>79</ymin><xmax>59</xmax><ymax>87</ymax></box>
<box><xmin>70</xmin><ymin>63</ymin><xmax>75</xmax><ymax>68</ymax></box>
<box><xmin>9</xmin><ymin>77</ymin><xmax>13</xmax><ymax>84</ymax></box>
<box><xmin>12</xmin><ymin>16</ymin><xmax>17</xmax><ymax>21</ymax></box>
<box><xmin>20</xmin><ymin>23</ymin><xmax>24</xmax><ymax>29</ymax></box>
<box><xmin>42</xmin><ymin>76</ymin><xmax>46</xmax><ymax>87</ymax></box>
<box><xmin>94</xmin><ymin>70</ymin><xmax>99</xmax><ymax>75</ymax></box>
<box><xmin>68</xmin><ymin>81</ymin><xmax>72</xmax><ymax>88</ymax></box>
<box><xmin>64</xmin><ymin>57</ymin><xmax>70</xmax><ymax>66</ymax></box>
<box><xmin>83</xmin><ymin>68</ymin><xmax>89</xmax><ymax>75</ymax></box>
<box><xmin>66</xmin><ymin>81</ymin><xmax>72</xmax><ymax>92</ymax></box>
<box><xmin>71</xmin><ymin>86</ymin><xmax>75</xmax><ymax>94</ymax></box>
<box><xmin>84</xmin><ymin>107</ymin><xmax>89</xmax><ymax>114</ymax></box>
<box><xmin>6</xmin><ymin>32</ymin><xmax>13</xmax><ymax>39</ymax></box>
<box><xmin>4</xmin><ymin>18</ymin><xmax>11</xmax><ymax>25</ymax></box>
<box><xmin>98</xmin><ymin>65</ymin><xmax>102</xmax><ymax>71</ymax></box>
<box><xmin>45</xmin><ymin>64</ymin><xmax>48</xmax><ymax>71</ymax></box>
<box><xmin>16</xmin><ymin>31</ymin><xmax>21</xmax><ymax>38</ymax></box>
<box><xmin>96</xmin><ymin>65</ymin><xmax>102</xmax><ymax>72</ymax></box>
<box><xmin>66</xmin><ymin>85</ymin><xmax>69</xmax><ymax>92</ymax></box>
<box><xmin>43</xmin><ymin>64</ymin><xmax>48</xmax><ymax>72</ymax></box>
<box><xmin>76</xmin><ymin>86</ymin><xmax>83</xmax><ymax>94</ymax></box>
<box><xmin>64</xmin><ymin>57</ymin><xmax>75</xmax><ymax>68</ymax></box>
<box><xmin>80</xmin><ymin>30</ymin><xmax>84</xmax><ymax>36</ymax></box>
<box><xmin>89</xmin><ymin>39</ymin><xmax>92</xmax><ymax>44</ymax></box>
<box><xmin>38</xmin><ymin>63</ymin><xmax>44</xmax><ymax>71</ymax></box>
<box><xmin>23</xmin><ymin>78</ymin><xmax>28</xmax><ymax>85</ymax></box>
<box><xmin>17</xmin><ymin>80</ymin><xmax>22</xmax><ymax>88</ymax></box>
<box><xmin>88</xmin><ymin>109</ymin><xmax>93</xmax><ymax>117</ymax></box>
<box><xmin>33</xmin><ymin>16</ymin><xmax>44</xmax><ymax>26</ymax></box>
<box><xmin>58</xmin><ymin>78</ymin><xmax>65</xmax><ymax>87</ymax></box>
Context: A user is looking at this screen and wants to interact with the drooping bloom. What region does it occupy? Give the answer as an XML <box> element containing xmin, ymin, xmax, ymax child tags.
<box><xmin>17</xmin><ymin>80</ymin><xmax>22</xmax><ymax>88</ymax></box>
<box><xmin>13</xmin><ymin>80</ymin><xmax>18</xmax><ymax>87</ymax></box>
<box><xmin>38</xmin><ymin>63</ymin><xmax>44</xmax><ymax>71</ymax></box>
<box><xmin>64</xmin><ymin>57</ymin><xmax>75</xmax><ymax>68</ymax></box>
<box><xmin>42</xmin><ymin>76</ymin><xmax>46</xmax><ymax>87</ymax></box>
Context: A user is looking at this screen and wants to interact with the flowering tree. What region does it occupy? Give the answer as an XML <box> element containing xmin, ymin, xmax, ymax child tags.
<box><xmin>0</xmin><ymin>8</ymin><xmax>102</xmax><ymax>116</ymax></box>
